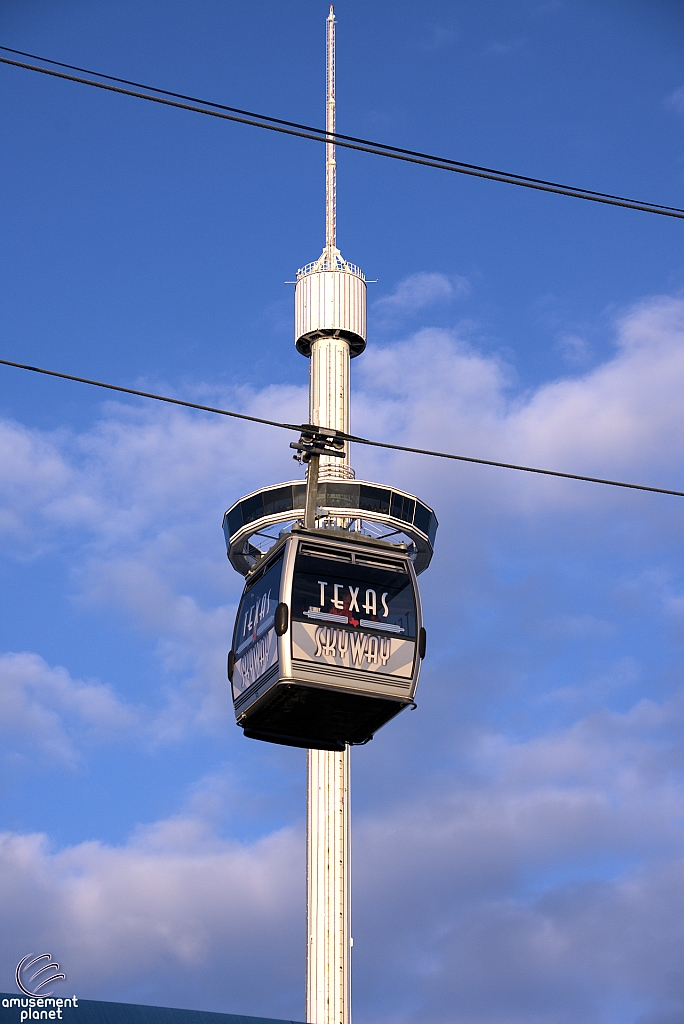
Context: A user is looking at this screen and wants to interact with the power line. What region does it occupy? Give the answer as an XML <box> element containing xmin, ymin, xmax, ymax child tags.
<box><xmin>1</xmin><ymin>356</ymin><xmax>683</xmax><ymax>500</ymax></box>
<box><xmin>0</xmin><ymin>357</ymin><xmax>297</xmax><ymax>432</ymax></box>
<box><xmin>1</xmin><ymin>48</ymin><xmax>683</xmax><ymax>221</ymax></box>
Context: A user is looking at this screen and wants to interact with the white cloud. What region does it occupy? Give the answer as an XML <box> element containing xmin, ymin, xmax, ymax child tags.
<box><xmin>354</xmin><ymin>295</ymin><xmax>684</xmax><ymax>513</ymax></box>
<box><xmin>555</xmin><ymin>332</ymin><xmax>592</xmax><ymax>366</ymax></box>
<box><xmin>1</xmin><ymin>684</ymin><xmax>684</xmax><ymax>1021</ymax></box>
<box><xmin>0</xmin><ymin>820</ymin><xmax>303</xmax><ymax>1018</ymax></box>
<box><xmin>350</xmin><ymin>691</ymin><xmax>684</xmax><ymax>1022</ymax></box>
<box><xmin>482</xmin><ymin>37</ymin><xmax>526</xmax><ymax>55</ymax></box>
<box><xmin>0</xmin><ymin>653</ymin><xmax>138</xmax><ymax>766</ymax></box>
<box><xmin>416</xmin><ymin>26</ymin><xmax>459</xmax><ymax>52</ymax></box>
<box><xmin>510</xmin><ymin>296</ymin><xmax>684</xmax><ymax>480</ymax></box>
<box><xmin>666</xmin><ymin>85</ymin><xmax>684</xmax><ymax>115</ymax></box>
<box><xmin>0</xmin><ymin>382</ymin><xmax>309</xmax><ymax>741</ymax></box>
<box><xmin>0</xmin><ymin>421</ymin><xmax>74</xmax><ymax>548</ymax></box>
<box><xmin>75</xmin><ymin>557</ymin><xmax>236</xmax><ymax>741</ymax></box>
<box><xmin>372</xmin><ymin>272</ymin><xmax>470</xmax><ymax>320</ymax></box>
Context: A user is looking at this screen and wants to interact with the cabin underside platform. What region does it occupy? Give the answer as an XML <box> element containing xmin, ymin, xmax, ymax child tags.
<box><xmin>240</xmin><ymin>682</ymin><xmax>410</xmax><ymax>750</ymax></box>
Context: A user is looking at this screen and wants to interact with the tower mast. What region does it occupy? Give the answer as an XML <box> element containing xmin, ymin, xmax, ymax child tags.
<box><xmin>325</xmin><ymin>4</ymin><xmax>336</xmax><ymax>254</ymax></box>
<box><xmin>301</xmin><ymin>8</ymin><xmax>362</xmax><ymax>1024</ymax></box>
<box><xmin>294</xmin><ymin>4</ymin><xmax>366</xmax><ymax>487</ymax></box>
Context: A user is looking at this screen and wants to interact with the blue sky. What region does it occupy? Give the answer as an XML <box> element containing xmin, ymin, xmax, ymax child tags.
<box><xmin>2</xmin><ymin>1</ymin><xmax>684</xmax><ymax>1022</ymax></box>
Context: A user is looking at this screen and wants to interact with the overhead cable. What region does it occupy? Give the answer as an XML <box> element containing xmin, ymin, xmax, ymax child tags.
<box><xmin>1</xmin><ymin>48</ymin><xmax>683</xmax><ymax>220</ymax></box>
<box><xmin>1</xmin><ymin>356</ymin><xmax>683</xmax><ymax>500</ymax></box>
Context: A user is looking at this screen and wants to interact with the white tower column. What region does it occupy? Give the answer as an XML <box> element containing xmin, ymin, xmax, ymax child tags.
<box><xmin>296</xmin><ymin>8</ymin><xmax>366</xmax><ymax>1018</ymax></box>
<box><xmin>306</xmin><ymin>745</ymin><xmax>351</xmax><ymax>1024</ymax></box>
<box><xmin>306</xmin><ymin>9</ymin><xmax>353</xmax><ymax>1024</ymax></box>
<box><xmin>309</xmin><ymin>334</ymin><xmax>352</xmax><ymax>480</ymax></box>
<box><xmin>306</xmin><ymin>320</ymin><xmax>352</xmax><ymax>1024</ymax></box>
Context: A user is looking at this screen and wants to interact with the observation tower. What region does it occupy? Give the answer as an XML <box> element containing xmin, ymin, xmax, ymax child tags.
<box><xmin>223</xmin><ymin>9</ymin><xmax>437</xmax><ymax>1024</ymax></box>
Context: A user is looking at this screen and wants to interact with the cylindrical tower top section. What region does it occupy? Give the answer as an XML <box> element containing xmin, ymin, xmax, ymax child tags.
<box><xmin>295</xmin><ymin>261</ymin><xmax>366</xmax><ymax>358</ymax></box>
<box><xmin>295</xmin><ymin>3</ymin><xmax>367</xmax><ymax>360</ymax></box>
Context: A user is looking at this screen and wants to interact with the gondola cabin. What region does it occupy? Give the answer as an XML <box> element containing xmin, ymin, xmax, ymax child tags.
<box><xmin>228</xmin><ymin>527</ymin><xmax>425</xmax><ymax>751</ymax></box>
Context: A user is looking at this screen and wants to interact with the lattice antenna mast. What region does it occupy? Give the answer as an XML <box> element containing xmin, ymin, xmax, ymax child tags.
<box><xmin>295</xmin><ymin>4</ymin><xmax>366</xmax><ymax>482</ymax></box>
<box><xmin>326</xmin><ymin>5</ymin><xmax>336</xmax><ymax>254</ymax></box>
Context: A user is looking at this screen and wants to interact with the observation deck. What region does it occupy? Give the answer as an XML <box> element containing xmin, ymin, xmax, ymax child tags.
<box><xmin>223</xmin><ymin>478</ymin><xmax>438</xmax><ymax>577</ymax></box>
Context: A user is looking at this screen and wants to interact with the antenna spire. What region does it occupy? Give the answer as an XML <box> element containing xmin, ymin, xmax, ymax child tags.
<box><xmin>326</xmin><ymin>5</ymin><xmax>336</xmax><ymax>253</ymax></box>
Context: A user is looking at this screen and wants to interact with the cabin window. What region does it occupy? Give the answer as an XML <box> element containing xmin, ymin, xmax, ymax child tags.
<box><xmin>233</xmin><ymin>554</ymin><xmax>284</xmax><ymax>658</ymax></box>
<box><xmin>292</xmin><ymin>550</ymin><xmax>416</xmax><ymax>639</ymax></box>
